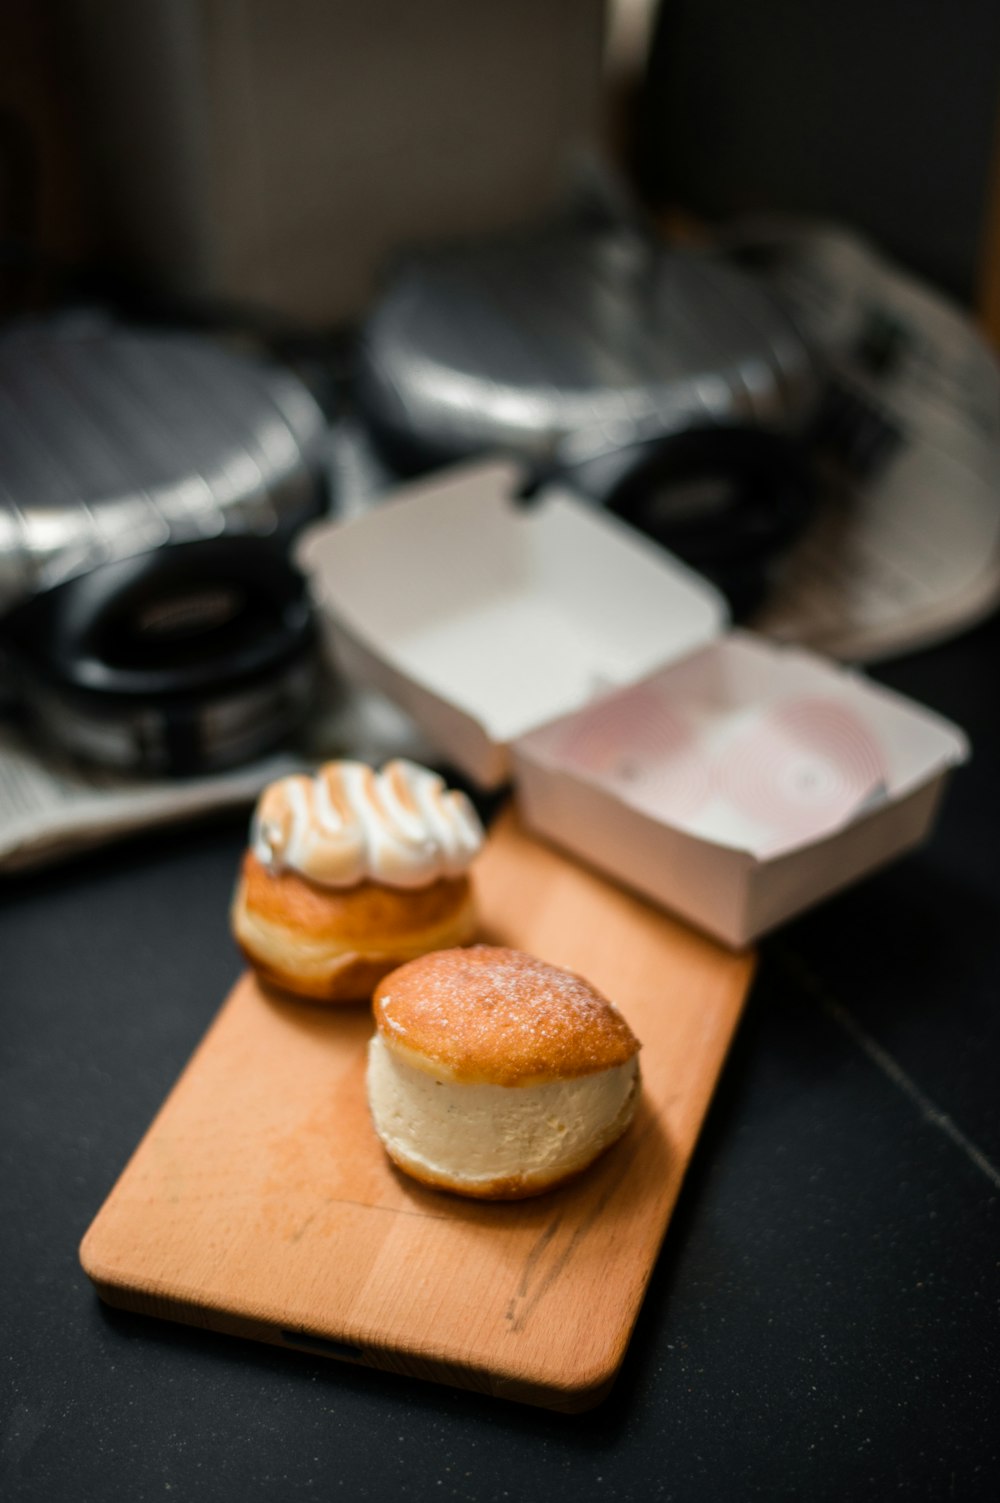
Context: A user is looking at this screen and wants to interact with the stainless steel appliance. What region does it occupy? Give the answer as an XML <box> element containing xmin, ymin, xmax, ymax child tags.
<box><xmin>355</xmin><ymin>223</ymin><xmax>820</xmax><ymax>612</ymax></box>
<box><xmin>0</xmin><ymin>319</ymin><xmax>328</xmax><ymax>772</ymax></box>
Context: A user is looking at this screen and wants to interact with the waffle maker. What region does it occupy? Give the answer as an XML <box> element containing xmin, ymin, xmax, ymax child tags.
<box><xmin>356</xmin><ymin>224</ymin><xmax>820</xmax><ymax>613</ymax></box>
<box><xmin>0</xmin><ymin>320</ymin><xmax>328</xmax><ymax>774</ymax></box>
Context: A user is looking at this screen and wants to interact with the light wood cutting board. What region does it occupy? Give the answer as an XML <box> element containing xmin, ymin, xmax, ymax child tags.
<box><xmin>80</xmin><ymin>809</ymin><xmax>754</xmax><ymax>1411</ymax></box>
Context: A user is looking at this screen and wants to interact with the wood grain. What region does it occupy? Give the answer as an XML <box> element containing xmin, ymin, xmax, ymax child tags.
<box><xmin>80</xmin><ymin>808</ymin><xmax>754</xmax><ymax>1410</ymax></box>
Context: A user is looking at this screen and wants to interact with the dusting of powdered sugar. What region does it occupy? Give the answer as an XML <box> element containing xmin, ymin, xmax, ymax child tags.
<box><xmin>380</xmin><ymin>994</ymin><xmax>407</xmax><ymax>1035</ymax></box>
<box><xmin>376</xmin><ymin>945</ymin><xmax>639</xmax><ymax>1080</ymax></box>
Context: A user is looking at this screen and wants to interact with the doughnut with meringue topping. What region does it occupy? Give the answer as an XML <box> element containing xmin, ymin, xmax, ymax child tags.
<box><xmin>231</xmin><ymin>759</ymin><xmax>483</xmax><ymax>1002</ymax></box>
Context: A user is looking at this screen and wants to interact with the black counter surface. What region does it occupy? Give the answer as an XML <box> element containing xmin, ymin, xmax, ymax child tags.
<box><xmin>2</xmin><ymin>611</ymin><xmax>998</xmax><ymax>1503</ymax></box>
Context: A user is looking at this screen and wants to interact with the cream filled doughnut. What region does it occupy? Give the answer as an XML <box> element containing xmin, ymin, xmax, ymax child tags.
<box><xmin>366</xmin><ymin>946</ymin><xmax>641</xmax><ymax>1198</ymax></box>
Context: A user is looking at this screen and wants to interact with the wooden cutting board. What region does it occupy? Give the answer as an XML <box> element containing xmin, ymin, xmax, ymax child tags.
<box><xmin>80</xmin><ymin>809</ymin><xmax>753</xmax><ymax>1411</ymax></box>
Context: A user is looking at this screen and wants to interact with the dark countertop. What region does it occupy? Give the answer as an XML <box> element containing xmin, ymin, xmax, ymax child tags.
<box><xmin>2</xmin><ymin>610</ymin><xmax>998</xmax><ymax>1503</ymax></box>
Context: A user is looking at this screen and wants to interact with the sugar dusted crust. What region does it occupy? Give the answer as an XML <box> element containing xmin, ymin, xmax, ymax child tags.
<box><xmin>373</xmin><ymin>945</ymin><xmax>640</xmax><ymax>1085</ymax></box>
<box><xmin>231</xmin><ymin>853</ymin><xmax>477</xmax><ymax>1003</ymax></box>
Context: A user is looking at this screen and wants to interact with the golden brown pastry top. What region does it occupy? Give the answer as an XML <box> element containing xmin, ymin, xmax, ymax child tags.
<box><xmin>373</xmin><ymin>945</ymin><xmax>640</xmax><ymax>1086</ymax></box>
<box><xmin>236</xmin><ymin>851</ymin><xmax>473</xmax><ymax>944</ymax></box>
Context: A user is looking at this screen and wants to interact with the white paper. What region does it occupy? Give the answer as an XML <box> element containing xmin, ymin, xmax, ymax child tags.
<box><xmin>735</xmin><ymin>220</ymin><xmax>1000</xmax><ymax>661</ymax></box>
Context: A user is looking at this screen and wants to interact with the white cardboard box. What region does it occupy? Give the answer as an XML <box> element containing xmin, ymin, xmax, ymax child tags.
<box><xmin>298</xmin><ymin>460</ymin><xmax>968</xmax><ymax>947</ymax></box>
<box><xmin>299</xmin><ymin>460</ymin><xmax>725</xmax><ymax>787</ymax></box>
<box><xmin>513</xmin><ymin>633</ymin><xmax>966</xmax><ymax>946</ymax></box>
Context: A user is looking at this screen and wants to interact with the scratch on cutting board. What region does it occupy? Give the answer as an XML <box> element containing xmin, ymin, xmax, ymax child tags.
<box><xmin>321</xmin><ymin>1196</ymin><xmax>453</xmax><ymax>1223</ymax></box>
<box><xmin>505</xmin><ymin>1153</ymin><xmax>634</xmax><ymax>1334</ymax></box>
<box><xmin>510</xmin><ymin>1213</ymin><xmax>563</xmax><ymax>1303</ymax></box>
<box><xmin>778</xmin><ymin>946</ymin><xmax>1000</xmax><ymax>1194</ymax></box>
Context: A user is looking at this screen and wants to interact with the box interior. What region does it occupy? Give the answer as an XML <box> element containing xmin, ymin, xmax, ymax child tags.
<box><xmin>300</xmin><ymin>462</ymin><xmax>727</xmax><ymax>745</ymax></box>
<box><xmin>518</xmin><ymin>632</ymin><xmax>968</xmax><ymax>860</ymax></box>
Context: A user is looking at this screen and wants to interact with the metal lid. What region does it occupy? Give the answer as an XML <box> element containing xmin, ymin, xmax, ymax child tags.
<box><xmin>355</xmin><ymin>228</ymin><xmax>819</xmax><ymax>475</ymax></box>
<box><xmin>0</xmin><ymin>318</ymin><xmax>329</xmax><ymax>616</ymax></box>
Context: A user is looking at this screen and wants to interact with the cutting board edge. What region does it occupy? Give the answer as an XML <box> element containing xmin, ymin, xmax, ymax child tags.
<box><xmin>80</xmin><ymin>1257</ymin><xmax>626</xmax><ymax>1413</ymax></box>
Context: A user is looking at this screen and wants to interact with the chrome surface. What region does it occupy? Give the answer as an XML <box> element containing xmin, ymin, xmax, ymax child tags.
<box><xmin>356</xmin><ymin>228</ymin><xmax>819</xmax><ymax>478</ymax></box>
<box><xmin>0</xmin><ymin>320</ymin><xmax>328</xmax><ymax>616</ymax></box>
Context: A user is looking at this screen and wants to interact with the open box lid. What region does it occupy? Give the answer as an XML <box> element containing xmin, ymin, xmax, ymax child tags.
<box><xmin>298</xmin><ymin>460</ymin><xmax>728</xmax><ymax>786</ymax></box>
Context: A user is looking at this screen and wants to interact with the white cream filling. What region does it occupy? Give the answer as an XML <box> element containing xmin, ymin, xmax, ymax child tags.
<box><xmin>366</xmin><ymin>1033</ymin><xmax>639</xmax><ymax>1185</ymax></box>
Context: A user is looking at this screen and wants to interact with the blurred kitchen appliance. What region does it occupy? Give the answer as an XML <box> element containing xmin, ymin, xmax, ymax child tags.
<box><xmin>0</xmin><ymin>320</ymin><xmax>328</xmax><ymax>772</ymax></box>
<box><xmin>355</xmin><ymin>224</ymin><xmax>819</xmax><ymax>612</ymax></box>
<box><xmin>357</xmin><ymin>227</ymin><xmax>817</xmax><ymax>474</ymax></box>
<box><xmin>0</xmin><ymin>319</ymin><xmax>327</xmax><ymax>612</ymax></box>
<box><xmin>68</xmin><ymin>0</ymin><xmax>606</xmax><ymax>324</ymax></box>
<box><xmin>602</xmin><ymin>425</ymin><xmax>813</xmax><ymax>617</ymax></box>
<box><xmin>3</xmin><ymin>536</ymin><xmax>317</xmax><ymax>777</ymax></box>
